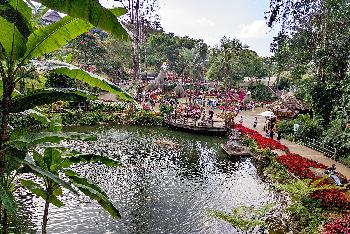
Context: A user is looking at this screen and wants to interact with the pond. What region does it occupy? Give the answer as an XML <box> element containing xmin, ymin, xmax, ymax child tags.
<box><xmin>16</xmin><ymin>125</ymin><xmax>287</xmax><ymax>233</ymax></box>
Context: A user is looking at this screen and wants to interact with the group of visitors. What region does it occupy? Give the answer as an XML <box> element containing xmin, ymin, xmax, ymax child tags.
<box><xmin>263</xmin><ymin>116</ymin><xmax>282</xmax><ymax>141</ymax></box>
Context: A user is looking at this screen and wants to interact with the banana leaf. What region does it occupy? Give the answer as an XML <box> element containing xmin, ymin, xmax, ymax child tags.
<box><xmin>38</xmin><ymin>0</ymin><xmax>128</xmax><ymax>40</ymax></box>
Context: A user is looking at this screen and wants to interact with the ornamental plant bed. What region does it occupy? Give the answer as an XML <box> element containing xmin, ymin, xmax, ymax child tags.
<box><xmin>276</xmin><ymin>153</ymin><xmax>350</xmax><ymax>210</ymax></box>
<box><xmin>324</xmin><ymin>215</ymin><xmax>350</xmax><ymax>234</ymax></box>
<box><xmin>234</xmin><ymin>125</ymin><xmax>288</xmax><ymax>151</ymax></box>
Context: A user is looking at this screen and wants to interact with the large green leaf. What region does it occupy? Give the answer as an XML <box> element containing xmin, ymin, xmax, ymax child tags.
<box><xmin>20</xmin><ymin>179</ymin><xmax>64</xmax><ymax>207</ymax></box>
<box><xmin>110</xmin><ymin>7</ymin><xmax>128</xmax><ymax>17</ymax></box>
<box><xmin>49</xmin><ymin>114</ymin><xmax>63</xmax><ymax>132</ymax></box>
<box><xmin>22</xmin><ymin>160</ymin><xmax>79</xmax><ymax>196</ymax></box>
<box><xmin>8</xmin><ymin>131</ymin><xmax>97</xmax><ymax>150</ymax></box>
<box><xmin>27</xmin><ymin>108</ymin><xmax>51</xmax><ymax>125</ymax></box>
<box><xmin>20</xmin><ymin>179</ymin><xmax>46</xmax><ymax>199</ymax></box>
<box><xmin>0</xmin><ymin>16</ymin><xmax>27</xmax><ymax>60</ymax></box>
<box><xmin>8</xmin><ymin>0</ymin><xmax>32</xmax><ymax>25</ymax></box>
<box><xmin>53</xmin><ymin>68</ymin><xmax>133</xmax><ymax>101</ymax></box>
<box><xmin>0</xmin><ymin>0</ymin><xmax>32</xmax><ymax>38</ymax></box>
<box><xmin>0</xmin><ymin>182</ymin><xmax>17</xmax><ymax>214</ymax></box>
<box><xmin>43</xmin><ymin>147</ymin><xmax>62</xmax><ymax>172</ymax></box>
<box><xmin>9</xmin><ymin>89</ymin><xmax>95</xmax><ymax>113</ymax></box>
<box><xmin>21</xmin><ymin>16</ymin><xmax>93</xmax><ymax>62</ymax></box>
<box><xmin>69</xmin><ymin>179</ymin><xmax>121</xmax><ymax>219</ymax></box>
<box><xmin>33</xmin><ymin>150</ymin><xmax>46</xmax><ymax>169</ymax></box>
<box><xmin>65</xmin><ymin>170</ymin><xmax>108</xmax><ymax>198</ymax></box>
<box><xmin>67</xmin><ymin>153</ymin><xmax>122</xmax><ymax>168</ymax></box>
<box><xmin>38</xmin><ymin>0</ymin><xmax>128</xmax><ymax>40</ymax></box>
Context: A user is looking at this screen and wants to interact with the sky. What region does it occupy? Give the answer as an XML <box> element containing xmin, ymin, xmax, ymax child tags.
<box><xmin>100</xmin><ymin>0</ymin><xmax>277</xmax><ymax>57</ymax></box>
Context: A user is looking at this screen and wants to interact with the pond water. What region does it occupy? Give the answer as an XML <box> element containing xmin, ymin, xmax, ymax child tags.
<box><xmin>16</xmin><ymin>125</ymin><xmax>287</xmax><ymax>233</ymax></box>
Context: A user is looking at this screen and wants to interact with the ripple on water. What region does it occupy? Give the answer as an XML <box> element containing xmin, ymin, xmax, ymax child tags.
<box><xmin>17</xmin><ymin>125</ymin><xmax>283</xmax><ymax>234</ymax></box>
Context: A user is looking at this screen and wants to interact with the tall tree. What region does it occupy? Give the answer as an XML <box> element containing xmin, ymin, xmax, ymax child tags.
<box><xmin>206</xmin><ymin>37</ymin><xmax>243</xmax><ymax>86</ymax></box>
<box><xmin>118</xmin><ymin>0</ymin><xmax>161</xmax><ymax>80</ymax></box>
<box><xmin>267</xmin><ymin>0</ymin><xmax>350</xmax><ymax>123</ymax></box>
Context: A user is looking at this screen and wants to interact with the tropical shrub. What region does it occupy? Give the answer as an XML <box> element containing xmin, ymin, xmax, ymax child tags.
<box><xmin>88</xmin><ymin>100</ymin><xmax>126</xmax><ymax>112</ymax></box>
<box><xmin>159</xmin><ymin>103</ymin><xmax>174</xmax><ymax>116</ymax></box>
<box><xmin>131</xmin><ymin>111</ymin><xmax>163</xmax><ymax>126</ymax></box>
<box><xmin>322</xmin><ymin>119</ymin><xmax>350</xmax><ymax>158</ymax></box>
<box><xmin>277</xmin><ymin>114</ymin><xmax>323</xmax><ymax>140</ymax></box>
<box><xmin>0</xmin><ymin>1</ymin><xmax>130</xmax><ymax>233</ymax></box>
<box><xmin>207</xmin><ymin>203</ymin><xmax>275</xmax><ymax>232</ymax></box>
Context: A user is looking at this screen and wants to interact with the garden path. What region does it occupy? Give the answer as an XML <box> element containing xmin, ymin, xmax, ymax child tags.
<box><xmin>234</xmin><ymin>108</ymin><xmax>350</xmax><ymax>179</ymax></box>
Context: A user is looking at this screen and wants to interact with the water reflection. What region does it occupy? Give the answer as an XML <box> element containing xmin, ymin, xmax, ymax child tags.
<box><xmin>18</xmin><ymin>125</ymin><xmax>281</xmax><ymax>233</ymax></box>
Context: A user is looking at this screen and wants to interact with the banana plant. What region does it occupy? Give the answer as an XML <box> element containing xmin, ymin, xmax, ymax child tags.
<box><xmin>0</xmin><ymin>0</ymin><xmax>131</xmax><ymax>233</ymax></box>
<box><xmin>8</xmin><ymin>112</ymin><xmax>122</xmax><ymax>234</ymax></box>
<box><xmin>20</xmin><ymin>148</ymin><xmax>122</xmax><ymax>234</ymax></box>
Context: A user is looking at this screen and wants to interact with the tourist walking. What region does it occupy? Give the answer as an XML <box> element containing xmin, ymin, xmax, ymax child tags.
<box><xmin>239</xmin><ymin>116</ymin><xmax>243</xmax><ymax>125</ymax></box>
<box><xmin>276</xmin><ymin>131</ymin><xmax>282</xmax><ymax>141</ymax></box>
<box><xmin>269</xmin><ymin>129</ymin><xmax>274</xmax><ymax>139</ymax></box>
<box><xmin>253</xmin><ymin>117</ymin><xmax>258</xmax><ymax>128</ymax></box>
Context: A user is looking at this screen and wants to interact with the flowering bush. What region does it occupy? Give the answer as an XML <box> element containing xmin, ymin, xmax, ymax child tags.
<box><xmin>310</xmin><ymin>189</ymin><xmax>350</xmax><ymax>209</ymax></box>
<box><xmin>234</xmin><ymin>125</ymin><xmax>288</xmax><ymax>151</ymax></box>
<box><xmin>276</xmin><ymin>153</ymin><xmax>350</xmax><ymax>209</ymax></box>
<box><xmin>276</xmin><ymin>153</ymin><xmax>327</xmax><ymax>179</ymax></box>
<box><xmin>324</xmin><ymin>216</ymin><xmax>350</xmax><ymax>234</ymax></box>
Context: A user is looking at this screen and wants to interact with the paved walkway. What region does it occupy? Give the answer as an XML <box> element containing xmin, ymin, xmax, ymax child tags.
<box><xmin>234</xmin><ymin>108</ymin><xmax>350</xmax><ymax>179</ymax></box>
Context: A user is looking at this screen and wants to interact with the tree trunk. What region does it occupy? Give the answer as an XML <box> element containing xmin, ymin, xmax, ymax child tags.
<box><xmin>1</xmin><ymin>210</ymin><xmax>8</xmax><ymax>234</ymax></box>
<box><xmin>132</xmin><ymin>41</ymin><xmax>141</xmax><ymax>80</ymax></box>
<box><xmin>131</xmin><ymin>0</ymin><xmax>141</xmax><ymax>81</ymax></box>
<box><xmin>42</xmin><ymin>198</ymin><xmax>50</xmax><ymax>234</ymax></box>
<box><xmin>0</xmin><ymin>77</ymin><xmax>14</xmax><ymax>175</ymax></box>
<box><xmin>0</xmin><ymin>76</ymin><xmax>14</xmax><ymax>234</ymax></box>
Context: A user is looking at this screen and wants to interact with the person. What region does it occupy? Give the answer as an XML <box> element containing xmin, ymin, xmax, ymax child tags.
<box><xmin>208</xmin><ymin>109</ymin><xmax>214</xmax><ymax>121</ymax></box>
<box><xmin>293</xmin><ymin>123</ymin><xmax>300</xmax><ymax>134</ymax></box>
<box><xmin>277</xmin><ymin>131</ymin><xmax>282</xmax><ymax>141</ymax></box>
<box><xmin>269</xmin><ymin>129</ymin><xmax>274</xmax><ymax>139</ymax></box>
<box><xmin>325</xmin><ymin>164</ymin><xmax>342</xmax><ymax>186</ymax></box>
<box><xmin>253</xmin><ymin>117</ymin><xmax>258</xmax><ymax>128</ymax></box>
<box><xmin>239</xmin><ymin>116</ymin><xmax>243</xmax><ymax>125</ymax></box>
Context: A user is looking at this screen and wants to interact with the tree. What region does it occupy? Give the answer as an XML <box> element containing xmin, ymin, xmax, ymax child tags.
<box><xmin>0</xmin><ymin>0</ymin><xmax>131</xmax><ymax>232</ymax></box>
<box><xmin>178</xmin><ymin>41</ymin><xmax>208</xmax><ymax>81</ymax></box>
<box><xmin>267</xmin><ymin>0</ymin><xmax>350</xmax><ymax>123</ymax></box>
<box><xmin>57</xmin><ymin>29</ymin><xmax>133</xmax><ymax>82</ymax></box>
<box><xmin>207</xmin><ymin>36</ymin><xmax>267</xmax><ymax>87</ymax></box>
<box><xmin>118</xmin><ymin>0</ymin><xmax>161</xmax><ymax>80</ymax></box>
<box><xmin>142</xmin><ymin>32</ymin><xmax>207</xmax><ymax>74</ymax></box>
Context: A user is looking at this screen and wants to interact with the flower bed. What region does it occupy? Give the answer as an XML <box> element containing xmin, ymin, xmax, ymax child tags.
<box><xmin>276</xmin><ymin>153</ymin><xmax>350</xmax><ymax>210</ymax></box>
<box><xmin>234</xmin><ymin>125</ymin><xmax>288</xmax><ymax>151</ymax></box>
<box><xmin>276</xmin><ymin>153</ymin><xmax>327</xmax><ymax>179</ymax></box>
<box><xmin>324</xmin><ymin>216</ymin><xmax>350</xmax><ymax>234</ymax></box>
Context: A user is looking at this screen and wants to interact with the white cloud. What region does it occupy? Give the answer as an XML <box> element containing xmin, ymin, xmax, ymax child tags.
<box><xmin>237</xmin><ymin>20</ymin><xmax>269</xmax><ymax>39</ymax></box>
<box><xmin>196</xmin><ymin>18</ymin><xmax>215</xmax><ymax>27</ymax></box>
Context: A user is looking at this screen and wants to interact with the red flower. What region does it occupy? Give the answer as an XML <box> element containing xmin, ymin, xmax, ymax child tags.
<box><xmin>324</xmin><ymin>216</ymin><xmax>350</xmax><ymax>234</ymax></box>
<box><xmin>234</xmin><ymin>125</ymin><xmax>288</xmax><ymax>151</ymax></box>
<box><xmin>276</xmin><ymin>153</ymin><xmax>350</xmax><ymax>209</ymax></box>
